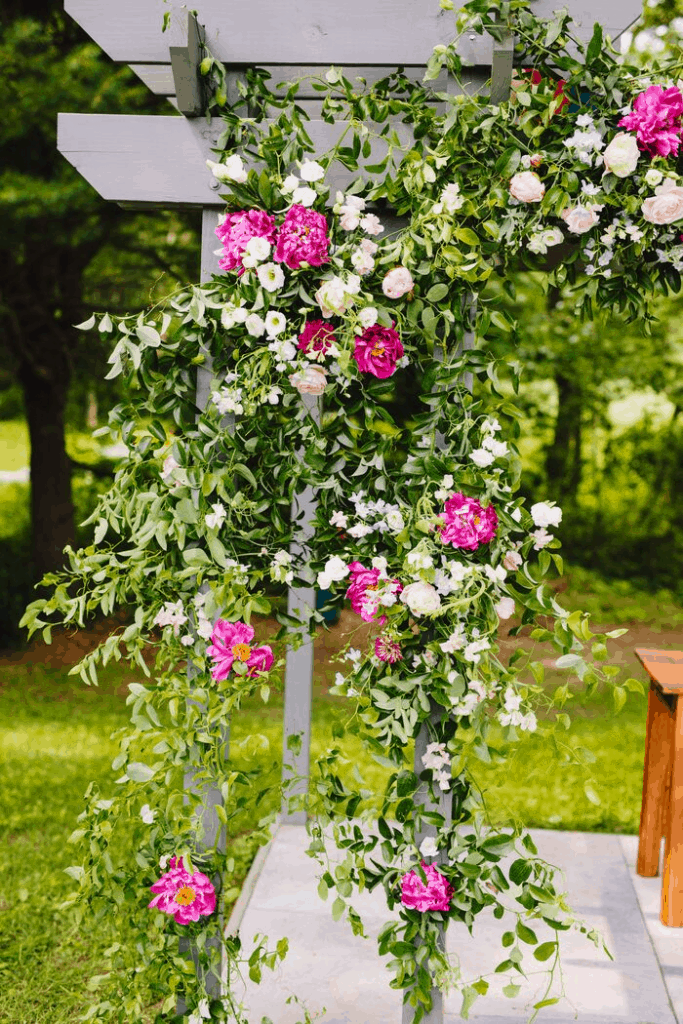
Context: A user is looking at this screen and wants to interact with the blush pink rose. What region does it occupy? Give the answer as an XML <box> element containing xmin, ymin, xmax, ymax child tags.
<box><xmin>289</xmin><ymin>365</ymin><xmax>328</xmax><ymax>395</ymax></box>
<box><xmin>509</xmin><ymin>171</ymin><xmax>545</xmax><ymax>203</ymax></box>
<box><xmin>274</xmin><ymin>204</ymin><xmax>329</xmax><ymax>269</ymax></box>
<box><xmin>148</xmin><ymin>856</ymin><xmax>216</xmax><ymax>925</ymax></box>
<box><xmin>560</xmin><ymin>204</ymin><xmax>601</xmax><ymax>234</ymax></box>
<box><xmin>207</xmin><ymin>620</ymin><xmax>274</xmax><ymax>681</ymax></box>
<box><xmin>602</xmin><ymin>132</ymin><xmax>640</xmax><ymax>177</ymax></box>
<box><xmin>440</xmin><ymin>492</ymin><xmax>498</xmax><ymax>550</ymax></box>
<box><xmin>353</xmin><ymin>324</ymin><xmax>404</xmax><ymax>379</ymax></box>
<box><xmin>345</xmin><ymin>562</ymin><xmax>401</xmax><ymax>625</ymax></box>
<box><xmin>618</xmin><ymin>85</ymin><xmax>683</xmax><ymax>158</ymax></box>
<box><xmin>215</xmin><ymin>209</ymin><xmax>276</xmax><ymax>274</ymax></box>
<box><xmin>297</xmin><ymin>319</ymin><xmax>337</xmax><ymax>356</ymax></box>
<box><xmin>382</xmin><ymin>267</ymin><xmax>414</xmax><ymax>299</ymax></box>
<box><xmin>642</xmin><ymin>179</ymin><xmax>683</xmax><ymax>224</ymax></box>
<box><xmin>400</xmin><ymin>861</ymin><xmax>453</xmax><ymax>912</ymax></box>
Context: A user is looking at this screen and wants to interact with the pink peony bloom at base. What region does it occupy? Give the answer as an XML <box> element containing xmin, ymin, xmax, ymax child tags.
<box><xmin>345</xmin><ymin>562</ymin><xmax>401</xmax><ymax>625</ymax></box>
<box><xmin>400</xmin><ymin>860</ymin><xmax>453</xmax><ymax>912</ymax></box>
<box><xmin>148</xmin><ymin>856</ymin><xmax>216</xmax><ymax>925</ymax></box>
<box><xmin>274</xmin><ymin>204</ymin><xmax>330</xmax><ymax>269</ymax></box>
<box><xmin>207</xmin><ymin>619</ymin><xmax>274</xmax><ymax>681</ymax></box>
<box><xmin>440</xmin><ymin>493</ymin><xmax>498</xmax><ymax>551</ymax></box>
<box><xmin>618</xmin><ymin>85</ymin><xmax>683</xmax><ymax>158</ymax></box>
<box><xmin>353</xmin><ymin>324</ymin><xmax>404</xmax><ymax>379</ymax></box>
<box><xmin>215</xmin><ymin>209</ymin><xmax>276</xmax><ymax>274</ymax></box>
<box><xmin>375</xmin><ymin>635</ymin><xmax>402</xmax><ymax>663</ymax></box>
<box><xmin>298</xmin><ymin>319</ymin><xmax>337</xmax><ymax>356</ymax></box>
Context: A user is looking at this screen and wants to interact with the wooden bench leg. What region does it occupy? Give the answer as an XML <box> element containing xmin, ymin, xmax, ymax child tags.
<box><xmin>661</xmin><ymin>694</ymin><xmax>683</xmax><ymax>926</ymax></box>
<box><xmin>637</xmin><ymin>683</ymin><xmax>674</xmax><ymax>877</ymax></box>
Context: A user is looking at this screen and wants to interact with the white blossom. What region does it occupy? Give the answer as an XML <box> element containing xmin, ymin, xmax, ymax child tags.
<box><xmin>282</xmin><ymin>174</ymin><xmax>300</xmax><ymax>193</ymax></box>
<box><xmin>292</xmin><ymin>186</ymin><xmax>317</xmax><ymax>207</ymax></box>
<box><xmin>265</xmin><ymin>311</ymin><xmax>287</xmax><ymax>338</ymax></box>
<box><xmin>140</xmin><ymin>804</ymin><xmax>157</xmax><ymax>824</ymax></box>
<box><xmin>330</xmin><ymin>510</ymin><xmax>348</xmax><ymax>529</ymax></box>
<box><xmin>317</xmin><ymin>555</ymin><xmax>350</xmax><ymax>590</ymax></box>
<box><xmin>245</xmin><ymin>313</ymin><xmax>266</xmax><ymax>337</ymax></box>
<box><xmin>154</xmin><ymin>600</ymin><xmax>188</xmax><ymax>637</ymax></box>
<box><xmin>299</xmin><ymin>160</ymin><xmax>325</xmax><ymax>182</ymax></box>
<box><xmin>530</xmin><ymin>501</ymin><xmax>562</xmax><ymax>528</ymax></box>
<box><xmin>531</xmin><ymin>527</ymin><xmax>553</xmax><ymax>550</ymax></box>
<box><xmin>470</xmin><ymin>448</ymin><xmax>495</xmax><ymax>468</ymax></box>
<box><xmin>257</xmin><ymin>263</ymin><xmax>285</xmax><ymax>293</ymax></box>
<box><xmin>419</xmin><ymin>836</ymin><xmax>439</xmax><ymax>858</ymax></box>
<box><xmin>205</xmin><ymin>502</ymin><xmax>227</xmax><ymax>530</ymax></box>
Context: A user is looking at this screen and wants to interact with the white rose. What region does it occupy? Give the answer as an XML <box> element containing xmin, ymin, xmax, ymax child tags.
<box><xmin>602</xmin><ymin>132</ymin><xmax>640</xmax><ymax>177</ymax></box>
<box><xmin>470</xmin><ymin>448</ymin><xmax>495</xmax><ymax>468</ymax></box>
<box><xmin>206</xmin><ymin>154</ymin><xmax>248</xmax><ymax>184</ymax></box>
<box><xmin>495</xmin><ymin>596</ymin><xmax>516</xmax><ymax>619</ymax></box>
<box><xmin>530</xmin><ymin>501</ymin><xmax>562</xmax><ymax>528</ymax></box>
<box><xmin>244</xmin><ymin>236</ymin><xmax>270</xmax><ymax>262</ymax></box>
<box><xmin>509</xmin><ymin>171</ymin><xmax>545</xmax><ymax>203</ymax></box>
<box><xmin>245</xmin><ymin>313</ymin><xmax>265</xmax><ymax>337</ymax></box>
<box><xmin>358</xmin><ymin>306</ymin><xmax>378</xmax><ymax>329</ymax></box>
<box><xmin>642</xmin><ymin>179</ymin><xmax>683</xmax><ymax>225</ymax></box>
<box><xmin>419</xmin><ymin>836</ymin><xmax>439</xmax><ymax>858</ymax></box>
<box><xmin>400</xmin><ymin>581</ymin><xmax>442</xmax><ymax>616</ymax></box>
<box><xmin>645</xmin><ymin>168</ymin><xmax>664</xmax><ymax>187</ymax></box>
<box><xmin>292</xmin><ymin>186</ymin><xmax>317</xmax><ymax>207</ymax></box>
<box><xmin>560</xmin><ymin>205</ymin><xmax>601</xmax><ymax>234</ymax></box>
<box><xmin>382</xmin><ymin>266</ymin><xmax>414</xmax><ymax>299</ymax></box>
<box><xmin>282</xmin><ymin>174</ymin><xmax>300</xmax><ymax>193</ymax></box>
<box><xmin>316</xmin><ymin>555</ymin><xmax>349</xmax><ymax>590</ymax></box>
<box><xmin>385</xmin><ymin>510</ymin><xmax>404</xmax><ymax>532</ymax></box>
<box><xmin>299</xmin><ymin>160</ymin><xmax>325</xmax><ymax>182</ymax></box>
<box><xmin>542</xmin><ymin>227</ymin><xmax>564</xmax><ymax>247</ymax></box>
<box><xmin>316</xmin><ymin>276</ymin><xmax>358</xmax><ymax>317</ymax></box>
<box><xmin>289</xmin><ymin>365</ymin><xmax>328</xmax><ymax>395</ymax></box>
<box><xmin>257</xmin><ymin>262</ymin><xmax>285</xmax><ymax>292</ymax></box>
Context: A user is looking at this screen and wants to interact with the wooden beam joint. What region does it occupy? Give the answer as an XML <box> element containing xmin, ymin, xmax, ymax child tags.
<box><xmin>169</xmin><ymin>11</ymin><xmax>206</xmax><ymax>116</ymax></box>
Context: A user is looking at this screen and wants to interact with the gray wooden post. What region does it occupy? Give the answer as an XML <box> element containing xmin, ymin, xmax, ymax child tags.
<box><xmin>177</xmin><ymin>206</ymin><xmax>227</xmax><ymax>1015</ymax></box>
<box><xmin>281</xmin><ymin>395</ymin><xmax>319</xmax><ymax>824</ymax></box>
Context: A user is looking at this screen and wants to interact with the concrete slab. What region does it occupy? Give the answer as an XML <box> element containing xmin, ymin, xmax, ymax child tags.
<box><xmin>226</xmin><ymin>822</ymin><xmax>680</xmax><ymax>1024</ymax></box>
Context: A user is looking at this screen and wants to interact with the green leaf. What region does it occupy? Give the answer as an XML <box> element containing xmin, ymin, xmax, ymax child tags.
<box><xmin>503</xmin><ymin>983</ymin><xmax>521</xmax><ymax>997</ymax></box>
<box><xmin>331</xmin><ymin>897</ymin><xmax>345</xmax><ymax>922</ymax></box>
<box><xmin>494</xmin><ymin>147</ymin><xmax>521</xmax><ymax>178</ymax></box>
<box><xmin>533</xmin><ymin>941</ymin><xmax>557</xmax><ymax>961</ymax></box>
<box><xmin>426</xmin><ymin>283</ymin><xmax>449</xmax><ymax>302</ymax></box>
<box><xmin>317</xmin><ymin>878</ymin><xmax>328</xmax><ymax>901</ymax></box>
<box><xmin>516</xmin><ymin>921</ymin><xmax>538</xmax><ymax>944</ymax></box>
<box><xmin>136</xmin><ymin>325</ymin><xmax>161</xmax><ymax>347</ymax></box>
<box><xmin>454</xmin><ymin>227</ymin><xmax>480</xmax><ymax>247</ymax></box>
<box><xmin>534</xmin><ymin>998</ymin><xmax>560</xmax><ymax>1010</ymax></box>
<box><xmin>586</xmin><ymin>22</ymin><xmax>603</xmax><ymax>63</ymax></box>
<box><xmin>583</xmin><ymin>782</ymin><xmax>601</xmax><ymax>806</ymax></box>
<box><xmin>460</xmin><ymin>985</ymin><xmax>480</xmax><ymax>1019</ymax></box>
<box><xmin>502</xmin><ymin>931</ymin><xmax>515</xmax><ymax>947</ymax></box>
<box><xmin>234</xmin><ymin>463</ymin><xmax>257</xmax><ymax>489</ymax></box>
<box><xmin>612</xmin><ymin>685</ymin><xmax>627</xmax><ymax>714</ymax></box>
<box><xmin>126</xmin><ymin>762</ymin><xmax>156</xmax><ymax>783</ymax></box>
<box><xmin>182</xmin><ymin>547</ymin><xmax>211</xmax><ymax>567</ymax></box>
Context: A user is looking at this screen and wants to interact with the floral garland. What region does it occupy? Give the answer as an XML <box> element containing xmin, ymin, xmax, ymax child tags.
<box><xmin>23</xmin><ymin>1</ymin><xmax>672</xmax><ymax>1020</ymax></box>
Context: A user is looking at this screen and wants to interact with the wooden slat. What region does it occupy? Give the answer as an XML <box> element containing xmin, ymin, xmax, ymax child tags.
<box><xmin>57</xmin><ymin>112</ymin><xmax>415</xmax><ymax>208</ymax></box>
<box><xmin>636</xmin><ymin>648</ymin><xmax>683</xmax><ymax>694</ymax></box>
<box><xmin>65</xmin><ymin>0</ymin><xmax>492</xmax><ymax>65</ymax></box>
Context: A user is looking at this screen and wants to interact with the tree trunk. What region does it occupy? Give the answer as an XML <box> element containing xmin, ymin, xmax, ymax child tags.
<box><xmin>18</xmin><ymin>354</ymin><xmax>75</xmax><ymax>579</ymax></box>
<box><xmin>545</xmin><ymin>372</ymin><xmax>583</xmax><ymax>501</ymax></box>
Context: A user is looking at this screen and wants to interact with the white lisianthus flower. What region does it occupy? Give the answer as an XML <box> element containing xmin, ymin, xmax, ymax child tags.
<box><xmin>220</xmin><ymin>302</ymin><xmax>248</xmax><ymax>329</ymax></box>
<box><xmin>245</xmin><ymin>236</ymin><xmax>271</xmax><ymax>262</ymax></box>
<box><xmin>206</xmin><ymin>154</ymin><xmax>248</xmax><ymax>184</ymax></box>
<box><xmin>140</xmin><ymin>804</ymin><xmax>157</xmax><ymax>824</ymax></box>
<box><xmin>470</xmin><ymin>448</ymin><xmax>495</xmax><ymax>468</ymax></box>
<box><xmin>316</xmin><ymin>275</ymin><xmax>360</xmax><ymax>317</ymax></box>
<box><xmin>528</xmin><ymin>233</ymin><xmax>549</xmax><ymax>254</ymax></box>
<box><xmin>602</xmin><ymin>132</ymin><xmax>640</xmax><ymax>177</ymax></box>
<box><xmin>645</xmin><ymin>168</ymin><xmax>664</xmax><ymax>187</ymax></box>
<box><xmin>282</xmin><ymin>173</ymin><xmax>300</xmax><ymax>193</ymax></box>
<box><xmin>358</xmin><ymin>306</ymin><xmax>378</xmax><ymax>329</ymax></box>
<box><xmin>292</xmin><ymin>186</ymin><xmax>317</xmax><ymax>207</ymax></box>
<box><xmin>400</xmin><ymin>581</ymin><xmax>441</xmax><ymax>616</ymax></box>
<box><xmin>419</xmin><ymin>836</ymin><xmax>439</xmax><ymax>858</ymax></box>
<box><xmin>542</xmin><ymin>227</ymin><xmax>564</xmax><ymax>247</ymax></box>
<box><xmin>530</xmin><ymin>501</ymin><xmax>562</xmax><ymax>528</ymax></box>
<box><xmin>245</xmin><ymin>313</ymin><xmax>265</xmax><ymax>337</ymax></box>
<box><xmin>317</xmin><ymin>555</ymin><xmax>350</xmax><ymax>590</ymax></box>
<box><xmin>372</xmin><ymin>556</ymin><xmax>388</xmax><ymax>573</ymax></box>
<box><xmin>385</xmin><ymin>510</ymin><xmax>404</xmax><ymax>532</ymax></box>
<box><xmin>496</xmin><ymin>596</ymin><xmax>516</xmax><ymax>619</ymax></box>
<box><xmin>299</xmin><ymin>159</ymin><xmax>325</xmax><ymax>182</ymax></box>
<box><xmin>257</xmin><ymin>262</ymin><xmax>285</xmax><ymax>292</ymax></box>
<box><xmin>265</xmin><ymin>311</ymin><xmax>287</xmax><ymax>338</ymax></box>
<box><xmin>205</xmin><ymin>502</ymin><xmax>227</xmax><ymax>530</ymax></box>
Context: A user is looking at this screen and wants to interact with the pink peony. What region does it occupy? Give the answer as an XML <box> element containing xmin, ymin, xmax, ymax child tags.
<box><xmin>375</xmin><ymin>635</ymin><xmax>402</xmax><ymax>663</ymax></box>
<box><xmin>353</xmin><ymin>324</ymin><xmax>404</xmax><ymax>379</ymax></box>
<box><xmin>619</xmin><ymin>85</ymin><xmax>683</xmax><ymax>158</ymax></box>
<box><xmin>206</xmin><ymin>620</ymin><xmax>274</xmax><ymax>681</ymax></box>
<box><xmin>148</xmin><ymin>856</ymin><xmax>216</xmax><ymax>925</ymax></box>
<box><xmin>440</xmin><ymin>493</ymin><xmax>498</xmax><ymax>551</ymax></box>
<box><xmin>345</xmin><ymin>562</ymin><xmax>401</xmax><ymax>625</ymax></box>
<box><xmin>382</xmin><ymin>266</ymin><xmax>414</xmax><ymax>299</ymax></box>
<box><xmin>298</xmin><ymin>319</ymin><xmax>337</xmax><ymax>356</ymax></box>
<box><xmin>400</xmin><ymin>860</ymin><xmax>453</xmax><ymax>913</ymax></box>
<box><xmin>274</xmin><ymin>204</ymin><xmax>330</xmax><ymax>269</ymax></box>
<box><xmin>215</xmin><ymin>209</ymin><xmax>276</xmax><ymax>274</ymax></box>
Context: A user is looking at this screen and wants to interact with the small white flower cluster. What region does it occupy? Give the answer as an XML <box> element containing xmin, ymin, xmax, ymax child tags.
<box><xmin>281</xmin><ymin>160</ymin><xmax>326</xmax><ymax>207</ymax></box>
<box><xmin>268</xmin><ymin>336</ymin><xmax>297</xmax><ymax>372</ymax></box>
<box><xmin>335</xmin><ymin>192</ymin><xmax>384</xmax><ymax>235</ymax></box>
<box><xmin>405</xmin><ymin>548</ymin><xmax>434</xmax><ymax>577</ymax></box>
<box><xmin>563</xmin><ymin>114</ymin><xmax>605</xmax><ymax>166</ymax></box>
<box><xmin>527</xmin><ymin>226</ymin><xmax>564</xmax><ymax>255</ymax></box>
<box><xmin>206</xmin><ymin>154</ymin><xmax>247</xmax><ymax>184</ymax></box>
<box><xmin>498</xmin><ymin>687</ymin><xmax>538</xmax><ymax>731</ymax></box>
<box><xmin>449</xmin><ymin>676</ymin><xmax>490</xmax><ymax>717</ymax></box>
<box><xmin>316</xmin><ymin>273</ymin><xmax>361</xmax><ymax>318</ymax></box>
<box><xmin>583</xmin><ymin>213</ymin><xmax>645</xmax><ymax>277</ymax></box>
<box><xmin>350</xmin><ymin>238</ymin><xmax>379</xmax><ymax>276</ymax></box>
<box><xmin>154</xmin><ymin>600</ymin><xmax>188</xmax><ymax>637</ymax></box>
<box><xmin>160</xmin><ymin>452</ymin><xmax>180</xmax><ymax>484</ymax></box>
<box><xmin>190</xmin><ymin>591</ymin><xmax>214</xmax><ymax>642</ymax></box>
<box><xmin>656</xmin><ymin>241</ymin><xmax>683</xmax><ymax>272</ymax></box>
<box><xmin>212</xmin><ymin>384</ymin><xmax>243</xmax><ymax>416</ymax></box>
<box><xmin>529</xmin><ymin>501</ymin><xmax>562</xmax><ymax>550</ymax></box>
<box><xmin>332</xmin><ymin>491</ymin><xmax>405</xmax><ymax>538</ymax></box>
<box><xmin>140</xmin><ymin>803</ymin><xmax>157</xmax><ymax>824</ymax></box>
<box><xmin>270</xmin><ymin>549</ymin><xmax>294</xmax><ymax>585</ymax></box>
<box><xmin>411</xmin><ymin>649</ymin><xmax>438</xmax><ymax>670</ymax></box>
<box><xmin>421</xmin><ymin>741</ymin><xmax>452</xmax><ymax>791</ymax></box>
<box><xmin>205</xmin><ymin>502</ymin><xmax>226</xmax><ymax>530</ymax></box>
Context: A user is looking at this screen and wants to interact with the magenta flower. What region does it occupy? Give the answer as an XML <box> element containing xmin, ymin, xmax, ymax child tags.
<box><xmin>400</xmin><ymin>861</ymin><xmax>453</xmax><ymax>912</ymax></box>
<box><xmin>206</xmin><ymin>619</ymin><xmax>274</xmax><ymax>681</ymax></box>
<box><xmin>618</xmin><ymin>85</ymin><xmax>683</xmax><ymax>158</ymax></box>
<box><xmin>148</xmin><ymin>856</ymin><xmax>216</xmax><ymax>925</ymax></box>
<box><xmin>345</xmin><ymin>562</ymin><xmax>401</xmax><ymax>625</ymax></box>
<box><xmin>353</xmin><ymin>324</ymin><xmax>404</xmax><ymax>379</ymax></box>
<box><xmin>439</xmin><ymin>493</ymin><xmax>498</xmax><ymax>551</ymax></box>
<box><xmin>375</xmin><ymin>635</ymin><xmax>402</xmax><ymax>663</ymax></box>
<box><xmin>274</xmin><ymin>205</ymin><xmax>330</xmax><ymax>270</ymax></box>
<box><xmin>215</xmin><ymin>209</ymin><xmax>276</xmax><ymax>273</ymax></box>
<box><xmin>298</xmin><ymin>319</ymin><xmax>337</xmax><ymax>356</ymax></box>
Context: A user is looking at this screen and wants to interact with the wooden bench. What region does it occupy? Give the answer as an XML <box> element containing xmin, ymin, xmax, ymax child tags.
<box><xmin>635</xmin><ymin>647</ymin><xmax>683</xmax><ymax>926</ymax></box>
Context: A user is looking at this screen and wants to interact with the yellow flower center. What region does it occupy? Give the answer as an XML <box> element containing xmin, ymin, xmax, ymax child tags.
<box><xmin>473</xmin><ymin>515</ymin><xmax>480</xmax><ymax>525</ymax></box>
<box><xmin>371</xmin><ymin>345</ymin><xmax>385</xmax><ymax>357</ymax></box>
<box><xmin>231</xmin><ymin>642</ymin><xmax>252</xmax><ymax>662</ymax></box>
<box><xmin>175</xmin><ymin>885</ymin><xmax>196</xmax><ymax>906</ymax></box>
<box><xmin>366</xmin><ymin>584</ymin><xmax>379</xmax><ymax>591</ymax></box>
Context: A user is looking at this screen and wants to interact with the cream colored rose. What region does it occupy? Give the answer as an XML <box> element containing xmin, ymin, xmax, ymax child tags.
<box><xmin>382</xmin><ymin>266</ymin><xmax>414</xmax><ymax>299</ymax></box>
<box><xmin>289</xmin><ymin>365</ymin><xmax>327</xmax><ymax>395</ymax></box>
<box><xmin>641</xmin><ymin>178</ymin><xmax>683</xmax><ymax>225</ymax></box>
<box><xmin>602</xmin><ymin>132</ymin><xmax>640</xmax><ymax>178</ymax></box>
<box><xmin>509</xmin><ymin>171</ymin><xmax>545</xmax><ymax>203</ymax></box>
<box><xmin>560</xmin><ymin>205</ymin><xmax>601</xmax><ymax>234</ymax></box>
